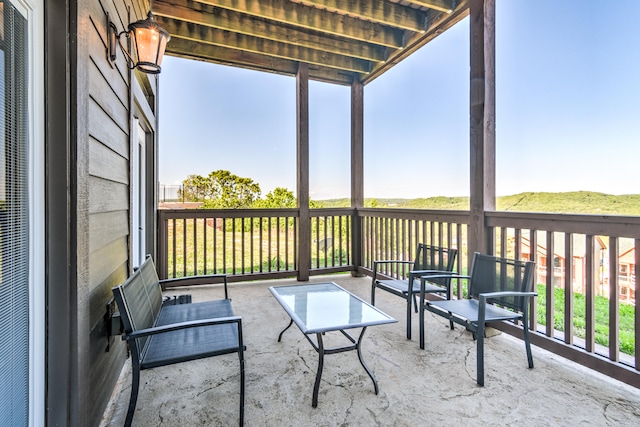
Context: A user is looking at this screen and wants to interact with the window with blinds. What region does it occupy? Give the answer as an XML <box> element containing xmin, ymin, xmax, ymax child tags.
<box><xmin>0</xmin><ymin>1</ymin><xmax>30</xmax><ymax>425</ymax></box>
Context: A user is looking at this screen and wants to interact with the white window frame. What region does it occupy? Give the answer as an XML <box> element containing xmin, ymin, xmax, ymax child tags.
<box><xmin>132</xmin><ymin>118</ymin><xmax>147</xmax><ymax>268</ymax></box>
<box><xmin>10</xmin><ymin>0</ymin><xmax>46</xmax><ymax>425</ymax></box>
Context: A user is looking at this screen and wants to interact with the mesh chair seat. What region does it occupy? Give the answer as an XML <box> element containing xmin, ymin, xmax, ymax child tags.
<box><xmin>429</xmin><ymin>299</ymin><xmax>522</xmax><ymax>323</ymax></box>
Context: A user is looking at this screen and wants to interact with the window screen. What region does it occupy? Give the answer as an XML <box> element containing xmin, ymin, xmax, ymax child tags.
<box><xmin>0</xmin><ymin>1</ymin><xmax>30</xmax><ymax>425</ymax></box>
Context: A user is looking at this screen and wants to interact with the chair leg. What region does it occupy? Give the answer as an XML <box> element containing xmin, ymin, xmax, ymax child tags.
<box><xmin>238</xmin><ymin>350</ymin><xmax>245</xmax><ymax>426</ymax></box>
<box><xmin>523</xmin><ymin>320</ymin><xmax>534</xmax><ymax>369</ymax></box>
<box><xmin>420</xmin><ymin>303</ymin><xmax>424</xmax><ymax>350</ymax></box>
<box><xmin>125</xmin><ymin>360</ymin><xmax>141</xmax><ymax>427</ymax></box>
<box><xmin>371</xmin><ymin>283</ymin><xmax>376</xmax><ymax>306</ymax></box>
<box><xmin>476</xmin><ymin>323</ymin><xmax>485</xmax><ymax>386</ymax></box>
<box><xmin>412</xmin><ymin>293</ymin><xmax>418</xmax><ymax>313</ymax></box>
<box><xmin>406</xmin><ymin>296</ymin><xmax>412</xmax><ymax>340</ymax></box>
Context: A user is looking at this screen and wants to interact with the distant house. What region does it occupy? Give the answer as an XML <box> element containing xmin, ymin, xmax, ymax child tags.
<box><xmin>519</xmin><ymin>232</ymin><xmax>635</xmax><ymax>304</ymax></box>
<box><xmin>618</xmin><ymin>240</ymin><xmax>636</xmax><ymax>304</ymax></box>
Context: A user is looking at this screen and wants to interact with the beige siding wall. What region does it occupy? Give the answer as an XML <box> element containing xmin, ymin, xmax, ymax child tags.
<box><xmin>79</xmin><ymin>0</ymin><xmax>158</xmax><ymax>423</ymax></box>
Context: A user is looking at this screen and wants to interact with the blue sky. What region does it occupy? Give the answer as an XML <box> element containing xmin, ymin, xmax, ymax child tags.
<box><xmin>159</xmin><ymin>0</ymin><xmax>640</xmax><ymax>200</ymax></box>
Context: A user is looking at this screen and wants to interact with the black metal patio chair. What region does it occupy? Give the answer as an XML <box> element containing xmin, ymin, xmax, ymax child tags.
<box><xmin>420</xmin><ymin>252</ymin><xmax>537</xmax><ymax>385</ymax></box>
<box><xmin>371</xmin><ymin>244</ymin><xmax>458</xmax><ymax>339</ymax></box>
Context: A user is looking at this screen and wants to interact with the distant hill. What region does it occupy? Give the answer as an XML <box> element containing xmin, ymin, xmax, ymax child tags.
<box><xmin>315</xmin><ymin>191</ymin><xmax>640</xmax><ymax>216</ymax></box>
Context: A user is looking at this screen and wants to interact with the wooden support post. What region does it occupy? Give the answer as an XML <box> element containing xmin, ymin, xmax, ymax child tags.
<box><xmin>351</xmin><ymin>79</ymin><xmax>364</xmax><ymax>276</ymax></box>
<box><xmin>296</xmin><ymin>63</ymin><xmax>310</xmax><ymax>281</ymax></box>
<box><xmin>468</xmin><ymin>0</ymin><xmax>496</xmax><ymax>265</ymax></box>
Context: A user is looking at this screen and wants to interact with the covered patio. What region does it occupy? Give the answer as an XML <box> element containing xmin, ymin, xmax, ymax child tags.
<box><xmin>102</xmin><ymin>274</ymin><xmax>640</xmax><ymax>426</ymax></box>
<box><xmin>31</xmin><ymin>0</ymin><xmax>640</xmax><ymax>425</ymax></box>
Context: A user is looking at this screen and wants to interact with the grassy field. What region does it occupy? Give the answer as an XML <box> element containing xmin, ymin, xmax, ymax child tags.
<box><xmin>165</xmin><ymin>218</ymin><xmax>350</xmax><ymax>277</ymax></box>
<box><xmin>536</xmin><ymin>284</ymin><xmax>635</xmax><ymax>355</ymax></box>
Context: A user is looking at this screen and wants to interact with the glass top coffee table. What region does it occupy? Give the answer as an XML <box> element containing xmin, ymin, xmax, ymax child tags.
<box><xmin>269</xmin><ymin>282</ymin><xmax>397</xmax><ymax>407</ymax></box>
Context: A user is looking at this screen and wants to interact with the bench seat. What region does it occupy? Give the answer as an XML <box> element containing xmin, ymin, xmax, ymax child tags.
<box><xmin>141</xmin><ymin>300</ymin><xmax>240</xmax><ymax>368</ymax></box>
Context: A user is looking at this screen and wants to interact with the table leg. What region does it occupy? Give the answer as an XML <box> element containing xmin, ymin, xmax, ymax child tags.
<box><xmin>277</xmin><ymin>319</ymin><xmax>294</xmax><ymax>342</ymax></box>
<box><xmin>312</xmin><ymin>332</ymin><xmax>325</xmax><ymax>408</ymax></box>
<box><xmin>356</xmin><ymin>327</ymin><xmax>378</xmax><ymax>394</ymax></box>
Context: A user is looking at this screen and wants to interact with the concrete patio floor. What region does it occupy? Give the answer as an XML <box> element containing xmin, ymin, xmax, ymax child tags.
<box><xmin>102</xmin><ymin>274</ymin><xmax>640</xmax><ymax>426</ymax></box>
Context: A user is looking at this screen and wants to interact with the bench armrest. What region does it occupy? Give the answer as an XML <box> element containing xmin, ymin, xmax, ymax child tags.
<box><xmin>124</xmin><ymin>315</ymin><xmax>242</xmax><ymax>341</ymax></box>
<box><xmin>160</xmin><ymin>274</ymin><xmax>229</xmax><ymax>299</ymax></box>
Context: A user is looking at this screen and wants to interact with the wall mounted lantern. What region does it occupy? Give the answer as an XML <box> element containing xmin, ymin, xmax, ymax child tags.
<box><xmin>108</xmin><ymin>12</ymin><xmax>170</xmax><ymax>74</ymax></box>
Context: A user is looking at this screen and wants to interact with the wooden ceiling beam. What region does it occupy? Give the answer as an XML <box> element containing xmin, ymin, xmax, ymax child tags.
<box><xmin>292</xmin><ymin>0</ymin><xmax>427</xmax><ymax>32</ymax></box>
<box><xmin>160</xmin><ymin>17</ymin><xmax>373</xmax><ymax>74</ymax></box>
<box><xmin>166</xmin><ymin>37</ymin><xmax>358</xmax><ymax>85</ymax></box>
<box><xmin>154</xmin><ymin>0</ymin><xmax>388</xmax><ymax>62</ymax></box>
<box><xmin>192</xmin><ymin>0</ymin><xmax>405</xmax><ymax>48</ymax></box>
<box><xmin>405</xmin><ymin>0</ymin><xmax>456</xmax><ymax>14</ymax></box>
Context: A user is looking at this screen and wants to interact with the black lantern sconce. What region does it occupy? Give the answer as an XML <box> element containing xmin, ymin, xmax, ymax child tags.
<box><xmin>108</xmin><ymin>11</ymin><xmax>170</xmax><ymax>74</ymax></box>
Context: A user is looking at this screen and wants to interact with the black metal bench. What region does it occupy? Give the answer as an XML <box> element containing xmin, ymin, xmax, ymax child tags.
<box><xmin>420</xmin><ymin>252</ymin><xmax>537</xmax><ymax>386</ymax></box>
<box><xmin>112</xmin><ymin>256</ymin><xmax>245</xmax><ymax>426</ymax></box>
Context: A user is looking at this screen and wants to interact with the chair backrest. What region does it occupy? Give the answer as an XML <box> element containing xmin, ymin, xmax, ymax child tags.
<box><xmin>112</xmin><ymin>255</ymin><xmax>163</xmax><ymax>358</ymax></box>
<box><xmin>467</xmin><ymin>252</ymin><xmax>535</xmax><ymax>312</ymax></box>
<box><xmin>413</xmin><ymin>244</ymin><xmax>458</xmax><ymax>287</ymax></box>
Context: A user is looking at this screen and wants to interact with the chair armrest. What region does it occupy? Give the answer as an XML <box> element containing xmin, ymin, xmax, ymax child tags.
<box><xmin>372</xmin><ymin>260</ymin><xmax>412</xmax><ymax>278</ymax></box>
<box><xmin>124</xmin><ymin>315</ymin><xmax>242</xmax><ymax>341</ymax></box>
<box><xmin>479</xmin><ymin>291</ymin><xmax>538</xmax><ymax>300</ymax></box>
<box><xmin>409</xmin><ymin>269</ymin><xmax>457</xmax><ymax>277</ymax></box>
<box><xmin>477</xmin><ymin>292</ymin><xmax>538</xmax><ymax>324</ymax></box>
<box><xmin>159</xmin><ymin>274</ymin><xmax>229</xmax><ymax>299</ymax></box>
<box><xmin>419</xmin><ymin>273</ymin><xmax>469</xmax><ymax>281</ymax></box>
<box><xmin>374</xmin><ymin>260</ymin><xmax>412</xmax><ymax>266</ymax></box>
<box><xmin>419</xmin><ymin>274</ymin><xmax>470</xmax><ymax>300</ymax></box>
<box><xmin>373</xmin><ymin>259</ymin><xmax>413</xmax><ymax>264</ymax></box>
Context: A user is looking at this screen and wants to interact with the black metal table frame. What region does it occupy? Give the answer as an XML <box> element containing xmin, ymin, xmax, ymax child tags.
<box><xmin>277</xmin><ymin>319</ymin><xmax>378</xmax><ymax>407</ymax></box>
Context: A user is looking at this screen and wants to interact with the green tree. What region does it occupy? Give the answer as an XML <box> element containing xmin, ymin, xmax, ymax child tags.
<box><xmin>203</xmin><ymin>170</ymin><xmax>261</xmax><ymax>209</ymax></box>
<box><xmin>180</xmin><ymin>170</ymin><xmax>261</xmax><ymax>208</ymax></box>
<box><xmin>366</xmin><ymin>198</ymin><xmax>380</xmax><ymax>208</ymax></box>
<box><xmin>179</xmin><ymin>174</ymin><xmax>210</xmax><ymax>202</ymax></box>
<box><xmin>253</xmin><ymin>187</ymin><xmax>296</xmax><ymax>208</ymax></box>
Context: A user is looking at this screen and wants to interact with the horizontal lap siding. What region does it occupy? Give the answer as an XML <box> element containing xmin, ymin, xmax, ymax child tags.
<box><xmin>85</xmin><ymin>0</ymin><xmax>153</xmax><ymax>424</ymax></box>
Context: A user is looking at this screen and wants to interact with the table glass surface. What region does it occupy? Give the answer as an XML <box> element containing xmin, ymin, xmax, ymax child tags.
<box><xmin>269</xmin><ymin>282</ymin><xmax>396</xmax><ymax>334</ymax></box>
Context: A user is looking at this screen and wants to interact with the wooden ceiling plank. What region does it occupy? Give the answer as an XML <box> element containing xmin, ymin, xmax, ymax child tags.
<box><xmin>166</xmin><ymin>37</ymin><xmax>357</xmax><ymax>85</ymax></box>
<box><xmin>404</xmin><ymin>0</ymin><xmax>456</xmax><ymax>14</ymax></box>
<box><xmin>154</xmin><ymin>0</ymin><xmax>388</xmax><ymax>62</ymax></box>
<box><xmin>364</xmin><ymin>1</ymin><xmax>468</xmax><ymax>84</ymax></box>
<box><xmin>192</xmin><ymin>0</ymin><xmax>405</xmax><ymax>47</ymax></box>
<box><xmin>160</xmin><ymin>17</ymin><xmax>373</xmax><ymax>74</ymax></box>
<box><xmin>293</xmin><ymin>0</ymin><xmax>427</xmax><ymax>31</ymax></box>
